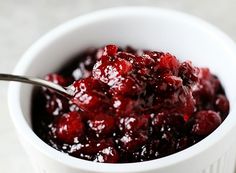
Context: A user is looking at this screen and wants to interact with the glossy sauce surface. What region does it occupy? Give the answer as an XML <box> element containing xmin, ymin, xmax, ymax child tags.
<box><xmin>32</xmin><ymin>45</ymin><xmax>229</xmax><ymax>163</ymax></box>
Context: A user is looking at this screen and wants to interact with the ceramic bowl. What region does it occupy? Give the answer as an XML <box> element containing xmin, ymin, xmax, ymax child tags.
<box><xmin>8</xmin><ymin>7</ymin><xmax>236</xmax><ymax>173</ymax></box>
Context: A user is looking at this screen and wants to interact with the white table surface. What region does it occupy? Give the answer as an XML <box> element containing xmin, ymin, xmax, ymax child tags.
<box><xmin>1</xmin><ymin>0</ymin><xmax>236</xmax><ymax>172</ymax></box>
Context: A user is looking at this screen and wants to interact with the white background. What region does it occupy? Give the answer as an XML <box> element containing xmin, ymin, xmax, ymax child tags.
<box><xmin>0</xmin><ymin>0</ymin><xmax>236</xmax><ymax>172</ymax></box>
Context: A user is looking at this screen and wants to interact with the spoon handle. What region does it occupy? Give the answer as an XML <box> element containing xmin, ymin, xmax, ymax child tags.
<box><xmin>0</xmin><ymin>73</ymin><xmax>73</xmax><ymax>98</ymax></box>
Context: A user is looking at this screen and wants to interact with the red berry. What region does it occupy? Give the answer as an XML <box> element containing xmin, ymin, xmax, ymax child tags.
<box><xmin>214</xmin><ymin>94</ymin><xmax>230</xmax><ymax>118</ymax></box>
<box><xmin>45</xmin><ymin>73</ymin><xmax>68</xmax><ymax>86</ymax></box>
<box><xmin>118</xmin><ymin>115</ymin><xmax>149</xmax><ymax>133</ymax></box>
<box><xmin>92</xmin><ymin>58</ymin><xmax>119</xmax><ymax>85</ymax></box>
<box><xmin>119</xmin><ymin>131</ymin><xmax>148</xmax><ymax>152</ymax></box>
<box><xmin>155</xmin><ymin>53</ymin><xmax>180</xmax><ymax>74</ymax></box>
<box><xmin>88</xmin><ymin>113</ymin><xmax>115</xmax><ymax>137</ymax></box>
<box><xmin>53</xmin><ymin>112</ymin><xmax>85</xmax><ymax>144</ymax></box>
<box><xmin>152</xmin><ymin>112</ymin><xmax>185</xmax><ymax>131</ymax></box>
<box><xmin>163</xmin><ymin>75</ymin><xmax>183</xmax><ymax>91</ymax></box>
<box><xmin>110</xmin><ymin>76</ymin><xmax>143</xmax><ymax>96</ymax></box>
<box><xmin>178</xmin><ymin>61</ymin><xmax>199</xmax><ymax>86</ymax></box>
<box><xmin>104</xmin><ymin>45</ymin><xmax>118</xmax><ymax>56</ymax></box>
<box><xmin>176</xmin><ymin>137</ymin><xmax>189</xmax><ymax>151</ymax></box>
<box><xmin>72</xmin><ymin>91</ymin><xmax>108</xmax><ymax>112</ymax></box>
<box><xmin>92</xmin><ymin>57</ymin><xmax>132</xmax><ymax>86</ymax></box>
<box><xmin>72</xmin><ymin>77</ymin><xmax>102</xmax><ymax>92</ymax></box>
<box><xmin>95</xmin><ymin>147</ymin><xmax>119</xmax><ymax>163</ymax></box>
<box><xmin>45</xmin><ymin>95</ymin><xmax>69</xmax><ymax>116</ymax></box>
<box><xmin>143</xmin><ymin>51</ymin><xmax>163</xmax><ymax>61</ymax></box>
<box><xmin>112</xmin><ymin>96</ymin><xmax>139</xmax><ymax>115</ymax></box>
<box><xmin>113</xmin><ymin>58</ymin><xmax>133</xmax><ymax>75</ymax></box>
<box><xmin>192</xmin><ymin>110</ymin><xmax>222</xmax><ymax>136</ymax></box>
<box><xmin>193</xmin><ymin>68</ymin><xmax>215</xmax><ymax>104</ymax></box>
<box><xmin>154</xmin><ymin>85</ymin><xmax>195</xmax><ymax>115</ymax></box>
<box><xmin>116</xmin><ymin>52</ymin><xmax>136</xmax><ymax>62</ymax></box>
<box><xmin>80</xmin><ymin>138</ymin><xmax>114</xmax><ymax>155</ymax></box>
<box><xmin>71</xmin><ymin>77</ymin><xmax>109</xmax><ymax>112</ymax></box>
<box><xmin>134</xmin><ymin>54</ymin><xmax>155</xmax><ymax>67</ymax></box>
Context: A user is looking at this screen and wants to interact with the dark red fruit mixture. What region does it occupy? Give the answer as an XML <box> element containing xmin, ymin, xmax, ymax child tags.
<box><xmin>32</xmin><ymin>45</ymin><xmax>230</xmax><ymax>163</ymax></box>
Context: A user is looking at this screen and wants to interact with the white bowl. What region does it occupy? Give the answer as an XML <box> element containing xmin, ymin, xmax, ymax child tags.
<box><xmin>8</xmin><ymin>7</ymin><xmax>236</xmax><ymax>173</ymax></box>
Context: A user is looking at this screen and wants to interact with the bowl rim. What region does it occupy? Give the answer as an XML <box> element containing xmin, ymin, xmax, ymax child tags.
<box><xmin>8</xmin><ymin>6</ymin><xmax>236</xmax><ymax>172</ymax></box>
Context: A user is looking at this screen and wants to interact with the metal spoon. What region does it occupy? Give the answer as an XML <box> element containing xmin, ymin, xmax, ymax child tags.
<box><xmin>0</xmin><ymin>73</ymin><xmax>74</xmax><ymax>99</ymax></box>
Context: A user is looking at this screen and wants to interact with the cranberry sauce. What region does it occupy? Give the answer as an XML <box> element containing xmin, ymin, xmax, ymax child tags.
<box><xmin>32</xmin><ymin>45</ymin><xmax>229</xmax><ymax>163</ymax></box>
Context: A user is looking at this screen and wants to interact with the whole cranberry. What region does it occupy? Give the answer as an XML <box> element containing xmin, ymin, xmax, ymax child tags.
<box><xmin>193</xmin><ymin>68</ymin><xmax>215</xmax><ymax>105</ymax></box>
<box><xmin>118</xmin><ymin>115</ymin><xmax>149</xmax><ymax>133</ymax></box>
<box><xmin>119</xmin><ymin>131</ymin><xmax>148</xmax><ymax>152</ymax></box>
<box><xmin>112</xmin><ymin>96</ymin><xmax>140</xmax><ymax>115</ymax></box>
<box><xmin>214</xmin><ymin>94</ymin><xmax>230</xmax><ymax>118</ymax></box>
<box><xmin>175</xmin><ymin>137</ymin><xmax>189</xmax><ymax>151</ymax></box>
<box><xmin>72</xmin><ymin>92</ymin><xmax>107</xmax><ymax>112</ymax></box>
<box><xmin>95</xmin><ymin>147</ymin><xmax>120</xmax><ymax>163</ymax></box>
<box><xmin>134</xmin><ymin>54</ymin><xmax>155</xmax><ymax>68</ymax></box>
<box><xmin>113</xmin><ymin>58</ymin><xmax>133</xmax><ymax>75</ymax></box>
<box><xmin>155</xmin><ymin>53</ymin><xmax>180</xmax><ymax>75</ymax></box>
<box><xmin>72</xmin><ymin>77</ymin><xmax>102</xmax><ymax>92</ymax></box>
<box><xmin>110</xmin><ymin>76</ymin><xmax>143</xmax><ymax>96</ymax></box>
<box><xmin>92</xmin><ymin>56</ymin><xmax>132</xmax><ymax>86</ymax></box>
<box><xmin>152</xmin><ymin>112</ymin><xmax>185</xmax><ymax>131</ymax></box>
<box><xmin>116</xmin><ymin>51</ymin><xmax>136</xmax><ymax>62</ymax></box>
<box><xmin>45</xmin><ymin>95</ymin><xmax>69</xmax><ymax>116</ymax></box>
<box><xmin>53</xmin><ymin>112</ymin><xmax>85</xmax><ymax>144</ymax></box>
<box><xmin>88</xmin><ymin>113</ymin><xmax>116</xmax><ymax>137</ymax></box>
<box><xmin>104</xmin><ymin>45</ymin><xmax>118</xmax><ymax>56</ymax></box>
<box><xmin>71</xmin><ymin>77</ymin><xmax>110</xmax><ymax>112</ymax></box>
<box><xmin>178</xmin><ymin>61</ymin><xmax>199</xmax><ymax>86</ymax></box>
<box><xmin>45</xmin><ymin>73</ymin><xmax>68</xmax><ymax>86</ymax></box>
<box><xmin>162</xmin><ymin>75</ymin><xmax>183</xmax><ymax>91</ymax></box>
<box><xmin>132</xmin><ymin>139</ymin><xmax>160</xmax><ymax>161</ymax></box>
<box><xmin>79</xmin><ymin>138</ymin><xmax>115</xmax><ymax>155</ymax></box>
<box><xmin>192</xmin><ymin>110</ymin><xmax>222</xmax><ymax>136</ymax></box>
